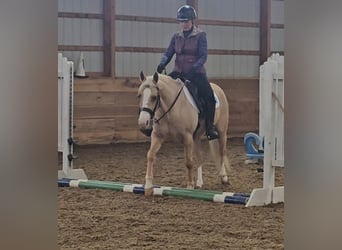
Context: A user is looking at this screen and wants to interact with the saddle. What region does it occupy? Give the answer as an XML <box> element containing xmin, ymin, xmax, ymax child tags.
<box><xmin>183</xmin><ymin>80</ymin><xmax>205</xmax><ymax>119</ymax></box>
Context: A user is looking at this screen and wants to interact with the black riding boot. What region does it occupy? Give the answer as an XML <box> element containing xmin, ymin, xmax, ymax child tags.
<box><xmin>205</xmin><ymin>103</ymin><xmax>219</xmax><ymax>140</ymax></box>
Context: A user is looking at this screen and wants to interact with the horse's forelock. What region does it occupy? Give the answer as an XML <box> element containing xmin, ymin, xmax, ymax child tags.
<box><xmin>139</xmin><ymin>78</ymin><xmax>158</xmax><ymax>95</ymax></box>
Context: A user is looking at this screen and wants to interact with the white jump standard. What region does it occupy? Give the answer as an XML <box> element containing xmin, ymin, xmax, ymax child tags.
<box><xmin>58</xmin><ymin>53</ymin><xmax>87</xmax><ymax>180</ymax></box>
<box><xmin>244</xmin><ymin>54</ymin><xmax>284</xmax><ymax>207</ymax></box>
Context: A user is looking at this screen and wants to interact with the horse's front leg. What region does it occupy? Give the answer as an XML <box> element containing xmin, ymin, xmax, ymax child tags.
<box><xmin>145</xmin><ymin>136</ymin><xmax>163</xmax><ymax>196</ymax></box>
<box><xmin>184</xmin><ymin>136</ymin><xmax>195</xmax><ymax>189</ymax></box>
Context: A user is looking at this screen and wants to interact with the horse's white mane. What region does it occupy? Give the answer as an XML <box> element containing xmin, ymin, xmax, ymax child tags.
<box><xmin>157</xmin><ymin>74</ymin><xmax>183</xmax><ymax>86</ymax></box>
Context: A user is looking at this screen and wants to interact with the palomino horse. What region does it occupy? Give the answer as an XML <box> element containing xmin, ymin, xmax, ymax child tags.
<box><xmin>137</xmin><ymin>72</ymin><xmax>231</xmax><ymax>195</ymax></box>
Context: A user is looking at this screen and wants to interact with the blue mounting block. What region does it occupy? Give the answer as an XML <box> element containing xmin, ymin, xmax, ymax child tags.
<box><xmin>244</xmin><ymin>132</ymin><xmax>264</xmax><ymax>160</ymax></box>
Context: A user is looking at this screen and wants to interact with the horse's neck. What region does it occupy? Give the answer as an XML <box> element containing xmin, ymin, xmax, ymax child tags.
<box><xmin>158</xmin><ymin>78</ymin><xmax>184</xmax><ymax>111</ymax></box>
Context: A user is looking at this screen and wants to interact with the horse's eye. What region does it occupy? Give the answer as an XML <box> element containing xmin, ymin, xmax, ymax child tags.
<box><xmin>137</xmin><ymin>94</ymin><xmax>141</xmax><ymax>99</ymax></box>
<box><xmin>151</xmin><ymin>96</ymin><xmax>157</xmax><ymax>102</ymax></box>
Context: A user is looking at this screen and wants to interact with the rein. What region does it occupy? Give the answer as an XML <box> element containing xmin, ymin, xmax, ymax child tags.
<box><xmin>155</xmin><ymin>82</ymin><xmax>184</xmax><ymax>124</ymax></box>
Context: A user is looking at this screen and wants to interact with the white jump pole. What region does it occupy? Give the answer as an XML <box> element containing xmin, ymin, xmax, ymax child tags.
<box><xmin>58</xmin><ymin>53</ymin><xmax>87</xmax><ymax>180</ymax></box>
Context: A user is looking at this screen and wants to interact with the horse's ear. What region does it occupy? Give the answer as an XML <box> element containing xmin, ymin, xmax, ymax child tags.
<box><xmin>139</xmin><ymin>71</ymin><xmax>146</xmax><ymax>82</ymax></box>
<box><xmin>153</xmin><ymin>72</ymin><xmax>159</xmax><ymax>84</ymax></box>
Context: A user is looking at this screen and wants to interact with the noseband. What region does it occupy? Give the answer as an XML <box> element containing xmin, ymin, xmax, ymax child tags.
<box><xmin>138</xmin><ymin>93</ymin><xmax>160</xmax><ymax>120</ymax></box>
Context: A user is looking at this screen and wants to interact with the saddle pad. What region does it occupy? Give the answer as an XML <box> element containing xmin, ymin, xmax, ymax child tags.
<box><xmin>183</xmin><ymin>85</ymin><xmax>220</xmax><ymax>113</ymax></box>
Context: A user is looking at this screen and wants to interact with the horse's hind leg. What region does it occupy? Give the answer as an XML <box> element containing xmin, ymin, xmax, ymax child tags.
<box><xmin>145</xmin><ymin>136</ymin><xmax>163</xmax><ymax>196</ymax></box>
<box><xmin>193</xmin><ymin>134</ymin><xmax>204</xmax><ymax>188</ymax></box>
<box><xmin>218</xmin><ymin>131</ymin><xmax>231</xmax><ymax>184</ymax></box>
<box><xmin>184</xmin><ymin>135</ymin><xmax>195</xmax><ymax>189</ymax></box>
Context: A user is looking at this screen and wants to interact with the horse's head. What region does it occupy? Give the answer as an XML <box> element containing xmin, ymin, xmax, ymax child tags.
<box><xmin>137</xmin><ymin>71</ymin><xmax>160</xmax><ymax>136</ymax></box>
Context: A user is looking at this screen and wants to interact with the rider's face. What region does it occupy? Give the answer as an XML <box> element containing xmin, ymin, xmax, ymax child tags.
<box><xmin>179</xmin><ymin>20</ymin><xmax>193</xmax><ymax>31</ymax></box>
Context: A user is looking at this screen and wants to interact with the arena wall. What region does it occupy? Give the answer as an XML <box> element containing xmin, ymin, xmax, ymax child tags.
<box><xmin>73</xmin><ymin>77</ymin><xmax>258</xmax><ymax>144</ymax></box>
<box><xmin>58</xmin><ymin>0</ymin><xmax>284</xmax><ymax>144</ymax></box>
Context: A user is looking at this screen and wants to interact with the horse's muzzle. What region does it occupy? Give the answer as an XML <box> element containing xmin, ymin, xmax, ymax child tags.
<box><xmin>138</xmin><ymin>109</ymin><xmax>154</xmax><ymax>137</ymax></box>
<box><xmin>140</xmin><ymin>128</ymin><xmax>153</xmax><ymax>137</ymax></box>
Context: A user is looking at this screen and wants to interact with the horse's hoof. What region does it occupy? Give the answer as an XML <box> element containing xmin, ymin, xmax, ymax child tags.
<box><xmin>196</xmin><ymin>179</ymin><xmax>203</xmax><ymax>188</ymax></box>
<box><xmin>144</xmin><ymin>187</ymin><xmax>153</xmax><ymax>196</ymax></box>
<box><xmin>221</xmin><ymin>176</ymin><xmax>228</xmax><ymax>184</ymax></box>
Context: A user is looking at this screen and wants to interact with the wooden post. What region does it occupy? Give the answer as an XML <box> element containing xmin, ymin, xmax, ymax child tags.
<box><xmin>186</xmin><ymin>0</ymin><xmax>198</xmax><ymax>10</ymax></box>
<box><xmin>103</xmin><ymin>0</ymin><xmax>116</xmax><ymax>78</ymax></box>
<box><xmin>259</xmin><ymin>0</ymin><xmax>271</xmax><ymax>65</ymax></box>
<box><xmin>187</xmin><ymin>0</ymin><xmax>199</xmax><ymax>26</ymax></box>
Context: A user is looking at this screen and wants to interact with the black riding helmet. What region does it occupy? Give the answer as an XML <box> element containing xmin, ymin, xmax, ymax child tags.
<box><xmin>177</xmin><ymin>5</ymin><xmax>197</xmax><ymax>21</ymax></box>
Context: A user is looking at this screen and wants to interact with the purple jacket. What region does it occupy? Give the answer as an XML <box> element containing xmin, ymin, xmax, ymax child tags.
<box><xmin>160</xmin><ymin>26</ymin><xmax>207</xmax><ymax>74</ymax></box>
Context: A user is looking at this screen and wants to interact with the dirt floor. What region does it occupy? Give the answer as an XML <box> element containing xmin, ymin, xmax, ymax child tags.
<box><xmin>58</xmin><ymin>138</ymin><xmax>284</xmax><ymax>250</ymax></box>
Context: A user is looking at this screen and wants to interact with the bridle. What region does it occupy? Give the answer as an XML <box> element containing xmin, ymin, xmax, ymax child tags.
<box><xmin>138</xmin><ymin>89</ymin><xmax>160</xmax><ymax>121</ymax></box>
<box><xmin>139</xmin><ymin>82</ymin><xmax>185</xmax><ymax>124</ymax></box>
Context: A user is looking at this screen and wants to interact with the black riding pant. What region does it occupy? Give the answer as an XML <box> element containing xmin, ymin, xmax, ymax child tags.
<box><xmin>168</xmin><ymin>71</ymin><xmax>216</xmax><ymax>107</ymax></box>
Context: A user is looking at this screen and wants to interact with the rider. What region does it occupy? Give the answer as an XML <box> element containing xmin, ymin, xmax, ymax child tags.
<box><xmin>156</xmin><ymin>5</ymin><xmax>219</xmax><ymax>140</ymax></box>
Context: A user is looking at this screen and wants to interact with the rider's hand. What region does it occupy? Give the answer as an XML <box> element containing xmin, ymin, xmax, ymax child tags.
<box><xmin>157</xmin><ymin>64</ymin><xmax>165</xmax><ymax>73</ymax></box>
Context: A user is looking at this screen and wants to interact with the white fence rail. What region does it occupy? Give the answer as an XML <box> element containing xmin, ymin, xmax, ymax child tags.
<box><xmin>58</xmin><ymin>53</ymin><xmax>87</xmax><ymax>180</ymax></box>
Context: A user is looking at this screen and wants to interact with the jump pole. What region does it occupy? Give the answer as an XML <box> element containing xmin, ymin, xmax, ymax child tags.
<box><xmin>58</xmin><ymin>179</ymin><xmax>250</xmax><ymax>205</ymax></box>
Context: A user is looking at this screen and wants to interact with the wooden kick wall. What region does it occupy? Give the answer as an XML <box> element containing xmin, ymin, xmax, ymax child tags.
<box><xmin>73</xmin><ymin>77</ymin><xmax>258</xmax><ymax>145</ymax></box>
